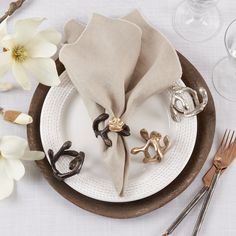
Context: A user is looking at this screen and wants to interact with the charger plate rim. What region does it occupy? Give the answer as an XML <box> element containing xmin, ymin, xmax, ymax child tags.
<box><xmin>27</xmin><ymin>53</ymin><xmax>216</xmax><ymax>219</ymax></box>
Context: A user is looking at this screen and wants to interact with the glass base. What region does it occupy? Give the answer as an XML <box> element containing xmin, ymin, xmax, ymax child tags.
<box><xmin>213</xmin><ymin>57</ymin><xmax>236</xmax><ymax>102</ymax></box>
<box><xmin>173</xmin><ymin>1</ymin><xmax>221</xmax><ymax>42</ymax></box>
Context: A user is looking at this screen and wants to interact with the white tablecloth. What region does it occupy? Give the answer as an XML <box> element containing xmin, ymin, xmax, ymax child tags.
<box><xmin>1</xmin><ymin>0</ymin><xmax>236</xmax><ymax>235</ymax></box>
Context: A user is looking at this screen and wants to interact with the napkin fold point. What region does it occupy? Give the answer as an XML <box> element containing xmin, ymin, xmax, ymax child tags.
<box><xmin>59</xmin><ymin>10</ymin><xmax>182</xmax><ymax>196</ymax></box>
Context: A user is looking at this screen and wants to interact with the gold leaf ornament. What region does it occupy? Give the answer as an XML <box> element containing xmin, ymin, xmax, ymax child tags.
<box><xmin>131</xmin><ymin>128</ymin><xmax>171</xmax><ymax>163</ymax></box>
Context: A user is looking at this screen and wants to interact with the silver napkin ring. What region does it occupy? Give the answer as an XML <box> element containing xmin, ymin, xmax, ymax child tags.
<box><xmin>170</xmin><ymin>86</ymin><xmax>208</xmax><ymax>122</ymax></box>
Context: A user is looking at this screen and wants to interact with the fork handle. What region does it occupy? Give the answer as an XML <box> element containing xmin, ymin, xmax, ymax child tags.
<box><xmin>192</xmin><ymin>169</ymin><xmax>221</xmax><ymax>236</ymax></box>
<box><xmin>163</xmin><ymin>186</ymin><xmax>208</xmax><ymax>235</ymax></box>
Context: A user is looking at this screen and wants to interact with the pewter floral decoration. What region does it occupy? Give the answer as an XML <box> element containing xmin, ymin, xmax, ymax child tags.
<box><xmin>93</xmin><ymin>113</ymin><xmax>131</xmax><ymax>147</ymax></box>
<box><xmin>0</xmin><ymin>136</ymin><xmax>45</xmax><ymax>200</ymax></box>
<box><xmin>131</xmin><ymin>128</ymin><xmax>171</xmax><ymax>163</ymax></box>
<box><xmin>48</xmin><ymin>141</ymin><xmax>85</xmax><ymax>181</ymax></box>
<box><xmin>170</xmin><ymin>86</ymin><xmax>208</xmax><ymax>122</ymax></box>
<box><xmin>0</xmin><ymin>17</ymin><xmax>62</xmax><ymax>90</ymax></box>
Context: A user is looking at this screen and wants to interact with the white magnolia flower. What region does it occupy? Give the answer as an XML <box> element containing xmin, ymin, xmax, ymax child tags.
<box><xmin>0</xmin><ymin>136</ymin><xmax>45</xmax><ymax>200</ymax></box>
<box><xmin>0</xmin><ymin>18</ymin><xmax>61</xmax><ymax>90</ymax></box>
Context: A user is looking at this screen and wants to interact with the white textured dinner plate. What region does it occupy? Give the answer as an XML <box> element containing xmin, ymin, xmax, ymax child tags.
<box><xmin>40</xmin><ymin>72</ymin><xmax>197</xmax><ymax>202</ymax></box>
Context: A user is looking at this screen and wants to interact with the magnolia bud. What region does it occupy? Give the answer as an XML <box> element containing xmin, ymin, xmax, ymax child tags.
<box><xmin>2</xmin><ymin>110</ymin><xmax>33</xmax><ymax>125</ymax></box>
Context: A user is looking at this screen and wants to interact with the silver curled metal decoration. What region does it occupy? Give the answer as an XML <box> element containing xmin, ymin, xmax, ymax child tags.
<box><xmin>170</xmin><ymin>86</ymin><xmax>208</xmax><ymax>122</ymax></box>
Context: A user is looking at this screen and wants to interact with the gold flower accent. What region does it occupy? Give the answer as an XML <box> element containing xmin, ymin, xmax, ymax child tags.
<box><xmin>108</xmin><ymin>117</ymin><xmax>124</xmax><ymax>132</ymax></box>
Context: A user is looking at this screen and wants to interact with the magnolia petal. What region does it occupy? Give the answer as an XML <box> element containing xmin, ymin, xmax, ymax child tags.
<box><xmin>24</xmin><ymin>58</ymin><xmax>60</xmax><ymax>86</ymax></box>
<box><xmin>0</xmin><ymin>19</ymin><xmax>7</xmax><ymax>41</ymax></box>
<box><xmin>4</xmin><ymin>159</ymin><xmax>25</xmax><ymax>181</ymax></box>
<box><xmin>0</xmin><ymin>34</ymin><xmax>16</xmax><ymax>48</ymax></box>
<box><xmin>12</xmin><ymin>63</ymin><xmax>31</xmax><ymax>90</ymax></box>
<box><xmin>14</xmin><ymin>113</ymin><xmax>33</xmax><ymax>125</ymax></box>
<box><xmin>0</xmin><ymin>51</ymin><xmax>11</xmax><ymax>78</ymax></box>
<box><xmin>26</xmin><ymin>37</ymin><xmax>57</xmax><ymax>58</ymax></box>
<box><xmin>21</xmin><ymin>149</ymin><xmax>45</xmax><ymax>161</ymax></box>
<box><xmin>14</xmin><ymin>18</ymin><xmax>45</xmax><ymax>44</ymax></box>
<box><xmin>0</xmin><ymin>136</ymin><xmax>27</xmax><ymax>159</ymax></box>
<box><xmin>37</xmin><ymin>29</ymin><xmax>62</xmax><ymax>45</ymax></box>
<box><xmin>0</xmin><ymin>159</ymin><xmax>14</xmax><ymax>200</ymax></box>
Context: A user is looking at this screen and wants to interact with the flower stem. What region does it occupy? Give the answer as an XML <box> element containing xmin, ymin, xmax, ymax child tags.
<box><xmin>0</xmin><ymin>0</ymin><xmax>26</xmax><ymax>24</ymax></box>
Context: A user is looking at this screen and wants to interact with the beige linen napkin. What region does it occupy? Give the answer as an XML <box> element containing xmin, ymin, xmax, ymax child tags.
<box><xmin>59</xmin><ymin>10</ymin><xmax>182</xmax><ymax>195</ymax></box>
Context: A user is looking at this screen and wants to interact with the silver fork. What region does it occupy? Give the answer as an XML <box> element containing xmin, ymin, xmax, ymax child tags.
<box><xmin>163</xmin><ymin>130</ymin><xmax>236</xmax><ymax>236</ymax></box>
<box><xmin>192</xmin><ymin>130</ymin><xmax>236</xmax><ymax>236</ymax></box>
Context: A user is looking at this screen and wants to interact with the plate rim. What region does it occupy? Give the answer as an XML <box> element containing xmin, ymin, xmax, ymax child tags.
<box><xmin>27</xmin><ymin>53</ymin><xmax>216</xmax><ymax>218</ymax></box>
<box><xmin>39</xmin><ymin>73</ymin><xmax>197</xmax><ymax>202</ymax></box>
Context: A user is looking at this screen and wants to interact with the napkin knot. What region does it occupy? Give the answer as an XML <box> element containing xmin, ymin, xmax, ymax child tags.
<box><xmin>93</xmin><ymin>113</ymin><xmax>130</xmax><ymax>147</ymax></box>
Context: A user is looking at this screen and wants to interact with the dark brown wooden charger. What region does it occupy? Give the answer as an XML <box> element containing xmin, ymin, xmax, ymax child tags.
<box><xmin>27</xmin><ymin>53</ymin><xmax>216</xmax><ymax>219</ymax></box>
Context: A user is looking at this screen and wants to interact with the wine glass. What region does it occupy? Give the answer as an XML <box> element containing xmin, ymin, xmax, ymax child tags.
<box><xmin>173</xmin><ymin>0</ymin><xmax>221</xmax><ymax>42</ymax></box>
<box><xmin>213</xmin><ymin>19</ymin><xmax>236</xmax><ymax>102</ymax></box>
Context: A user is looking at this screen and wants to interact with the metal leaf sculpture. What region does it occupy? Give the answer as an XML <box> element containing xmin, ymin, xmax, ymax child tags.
<box><xmin>170</xmin><ymin>86</ymin><xmax>208</xmax><ymax>122</ymax></box>
<box><xmin>48</xmin><ymin>141</ymin><xmax>85</xmax><ymax>181</ymax></box>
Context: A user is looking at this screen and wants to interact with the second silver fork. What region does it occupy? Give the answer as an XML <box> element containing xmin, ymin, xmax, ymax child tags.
<box><xmin>192</xmin><ymin>130</ymin><xmax>236</xmax><ymax>236</ymax></box>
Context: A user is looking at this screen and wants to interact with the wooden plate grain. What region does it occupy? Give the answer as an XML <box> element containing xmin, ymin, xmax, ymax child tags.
<box><xmin>27</xmin><ymin>53</ymin><xmax>215</xmax><ymax>219</ymax></box>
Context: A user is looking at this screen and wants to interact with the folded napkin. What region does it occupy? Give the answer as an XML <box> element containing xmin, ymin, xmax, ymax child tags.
<box><xmin>59</xmin><ymin>10</ymin><xmax>182</xmax><ymax>195</ymax></box>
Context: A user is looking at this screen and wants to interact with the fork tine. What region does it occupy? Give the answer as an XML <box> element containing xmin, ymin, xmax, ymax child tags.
<box><xmin>231</xmin><ymin>137</ymin><xmax>236</xmax><ymax>155</ymax></box>
<box><xmin>229</xmin><ymin>131</ymin><xmax>235</xmax><ymax>146</ymax></box>
<box><xmin>221</xmin><ymin>130</ymin><xmax>228</xmax><ymax>146</ymax></box>
<box><xmin>228</xmin><ymin>137</ymin><xmax>236</xmax><ymax>158</ymax></box>
<box><xmin>217</xmin><ymin>130</ymin><xmax>228</xmax><ymax>153</ymax></box>
<box><xmin>223</xmin><ymin>129</ymin><xmax>231</xmax><ymax>150</ymax></box>
<box><xmin>225</xmin><ymin>132</ymin><xmax>236</xmax><ymax>160</ymax></box>
<box><xmin>226</xmin><ymin>131</ymin><xmax>235</xmax><ymax>152</ymax></box>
